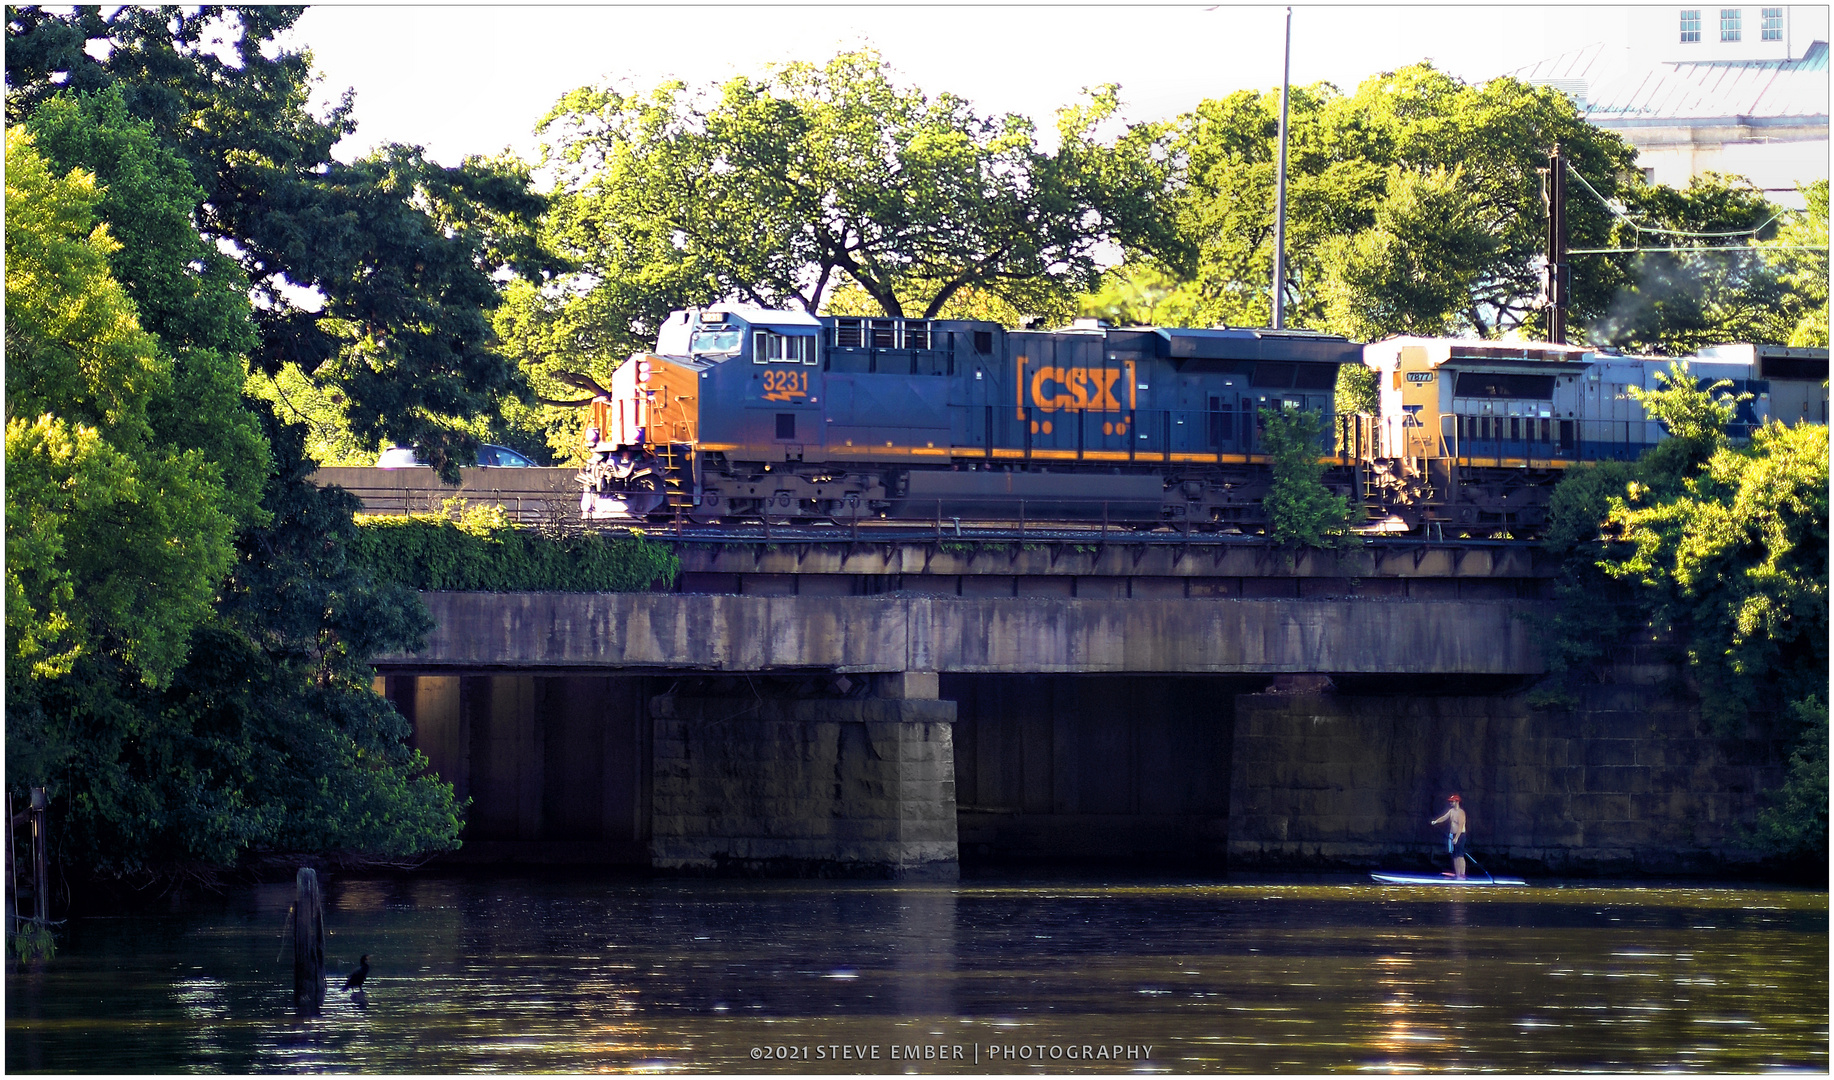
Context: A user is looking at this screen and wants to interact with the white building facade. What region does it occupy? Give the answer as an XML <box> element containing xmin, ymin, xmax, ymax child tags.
<box><xmin>1518</xmin><ymin>6</ymin><xmax>1829</xmax><ymax>207</ymax></box>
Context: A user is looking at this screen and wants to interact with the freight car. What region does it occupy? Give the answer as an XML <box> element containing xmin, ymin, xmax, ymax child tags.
<box><xmin>578</xmin><ymin>304</ymin><xmax>1362</xmax><ymax>528</ymax></box>
<box><xmin>1360</xmin><ymin>337</ymin><xmax>1828</xmax><ymax>536</ymax></box>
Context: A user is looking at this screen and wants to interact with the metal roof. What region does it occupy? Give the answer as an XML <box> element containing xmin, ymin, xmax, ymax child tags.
<box><xmin>1516</xmin><ymin>40</ymin><xmax>1829</xmax><ymax>124</ymax></box>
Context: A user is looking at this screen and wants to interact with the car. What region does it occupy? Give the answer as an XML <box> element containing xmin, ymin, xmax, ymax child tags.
<box><xmin>375</xmin><ymin>444</ymin><xmax>539</xmax><ymax>469</ymax></box>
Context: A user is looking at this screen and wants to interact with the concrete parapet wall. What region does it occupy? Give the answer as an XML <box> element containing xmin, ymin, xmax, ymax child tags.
<box><xmin>649</xmin><ymin>695</ymin><xmax>959</xmax><ymax>877</ymax></box>
<box><xmin>390</xmin><ymin>592</ymin><xmax>1548</xmax><ymax>675</ymax></box>
<box><xmin>1227</xmin><ymin>688</ymin><xmax>1784</xmax><ymax>874</ymax></box>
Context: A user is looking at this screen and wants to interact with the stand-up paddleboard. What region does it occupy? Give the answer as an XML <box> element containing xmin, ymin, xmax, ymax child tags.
<box><xmin>1370</xmin><ymin>871</ymin><xmax>1527</xmax><ymax>886</ymax></box>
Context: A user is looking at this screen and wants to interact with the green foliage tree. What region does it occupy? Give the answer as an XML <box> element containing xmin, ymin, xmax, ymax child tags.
<box><xmin>1315</xmin><ymin>166</ymin><xmax>1501</xmax><ymax>340</ymax></box>
<box><xmin>539</xmin><ymin>52</ymin><xmax>1172</xmax><ymax>321</ymax></box>
<box><xmin>1076</xmin><ymin>263</ymin><xmax>1209</xmax><ymax>328</ymax></box>
<box><xmin>1152</xmin><ymin>65</ymin><xmax>1638</xmax><ymax>338</ymax></box>
<box><xmin>6</xmin><ymin>6</ymin><xmax>550</xmax><ymax>478</ymax></box>
<box><xmin>4</xmin><ymin>129</ymin><xmax>243</xmax><ymax>694</ymax></box>
<box><xmin>1600</xmin><ymin>420</ymin><xmax>1827</xmax><ymax>728</ymax></box>
<box><xmin>507</xmin><ymin>50</ymin><xmax>1179</xmax><ymax>456</ymax></box>
<box><xmin>1587</xmin><ymin>173</ymin><xmax>1794</xmax><ymax>354</ymax></box>
<box><xmin>1542</xmin><ymin>360</ymin><xmax>1827</xmax><ymax>864</ymax></box>
<box><xmin>28</xmin><ymin>412</ymin><xmax>465</xmax><ymax>875</ymax></box>
<box><xmin>1767</xmin><ymin>179</ymin><xmax>1829</xmax><ymax>349</ymax></box>
<box><xmin>1258</xmin><ymin>406</ymin><xmax>1353</xmax><ymax>546</ymax></box>
<box><xmin>1627</xmin><ymin>359</ymin><xmax>1749</xmax><ymax>462</ymax></box>
<box><xmin>3</xmin><ymin>7</ymin><xmax>542</xmax><ymax>877</ymax></box>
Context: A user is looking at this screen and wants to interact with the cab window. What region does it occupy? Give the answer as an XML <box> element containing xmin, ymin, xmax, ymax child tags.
<box><xmin>691</xmin><ymin>328</ymin><xmax>744</xmax><ymax>354</ymax></box>
<box><xmin>754</xmin><ymin>330</ymin><xmax>815</xmax><ymax>364</ymax></box>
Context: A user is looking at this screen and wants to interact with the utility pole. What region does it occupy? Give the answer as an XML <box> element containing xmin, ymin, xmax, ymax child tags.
<box><xmin>1271</xmin><ymin>5</ymin><xmax>1293</xmax><ymax>329</ymax></box>
<box><xmin>1541</xmin><ymin>145</ymin><xmax>1569</xmax><ymax>344</ymax></box>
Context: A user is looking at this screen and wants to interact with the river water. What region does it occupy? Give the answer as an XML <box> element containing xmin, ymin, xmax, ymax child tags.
<box><xmin>6</xmin><ymin>872</ymin><xmax>1825</xmax><ymax>1073</ymax></box>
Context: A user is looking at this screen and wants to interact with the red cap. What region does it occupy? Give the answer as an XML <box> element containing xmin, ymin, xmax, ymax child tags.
<box><xmin>1447</xmin><ymin>794</ymin><xmax>1461</xmax><ymax>803</ymax></box>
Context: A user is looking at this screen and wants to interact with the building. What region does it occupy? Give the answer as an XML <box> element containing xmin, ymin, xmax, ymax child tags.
<box><xmin>1517</xmin><ymin>6</ymin><xmax>1829</xmax><ymax>207</ymax></box>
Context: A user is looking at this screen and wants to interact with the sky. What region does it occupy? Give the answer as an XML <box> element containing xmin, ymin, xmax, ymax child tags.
<box><xmin>279</xmin><ymin>5</ymin><xmax>1648</xmax><ymax>168</ymax></box>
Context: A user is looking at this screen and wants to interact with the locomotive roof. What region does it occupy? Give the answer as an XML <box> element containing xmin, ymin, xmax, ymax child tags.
<box><xmin>700</xmin><ymin>303</ymin><xmax>822</xmax><ymax>329</ymax></box>
<box><xmin>1149</xmin><ymin>325</ymin><xmax>1361</xmax><ymax>365</ymax></box>
<box><xmin>1367</xmin><ymin>335</ymin><xmax>1593</xmax><ymax>370</ymax></box>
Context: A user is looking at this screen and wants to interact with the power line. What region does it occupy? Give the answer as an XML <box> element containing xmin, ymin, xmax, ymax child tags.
<box><xmin>1569</xmin><ymin>243</ymin><xmax>1829</xmax><ymax>254</ymax></box>
<box><xmin>1563</xmin><ymin>162</ymin><xmax>1788</xmax><ymax>241</ymax></box>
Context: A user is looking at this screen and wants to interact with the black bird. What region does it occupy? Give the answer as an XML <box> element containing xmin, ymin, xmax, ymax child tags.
<box><xmin>345</xmin><ymin>954</ymin><xmax>370</xmax><ymax>991</ymax></box>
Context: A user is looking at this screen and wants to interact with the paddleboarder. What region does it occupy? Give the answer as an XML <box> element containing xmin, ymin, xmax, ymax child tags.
<box><xmin>1431</xmin><ymin>794</ymin><xmax>1467</xmax><ymax>879</ymax></box>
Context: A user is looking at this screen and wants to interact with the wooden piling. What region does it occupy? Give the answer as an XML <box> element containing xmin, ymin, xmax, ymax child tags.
<box><xmin>29</xmin><ymin>788</ymin><xmax>48</xmax><ymax>926</ymax></box>
<box><xmin>292</xmin><ymin>868</ymin><xmax>325</xmax><ymax>1014</ymax></box>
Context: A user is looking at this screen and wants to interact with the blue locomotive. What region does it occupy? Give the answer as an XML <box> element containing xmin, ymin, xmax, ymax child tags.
<box><xmin>581</xmin><ymin>304</ymin><xmax>1362</xmax><ymax>526</ymax></box>
<box><xmin>1360</xmin><ymin>336</ymin><xmax>1828</xmax><ymax>535</ymax></box>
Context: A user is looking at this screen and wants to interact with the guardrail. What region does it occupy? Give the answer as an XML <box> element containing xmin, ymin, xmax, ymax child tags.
<box><xmin>310</xmin><ymin>467</ymin><xmax>581</xmax><ymax>526</ymax></box>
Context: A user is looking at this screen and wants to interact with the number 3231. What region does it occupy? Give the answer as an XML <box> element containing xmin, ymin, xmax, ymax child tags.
<box><xmin>761</xmin><ymin>370</ymin><xmax>809</xmax><ymax>402</ymax></box>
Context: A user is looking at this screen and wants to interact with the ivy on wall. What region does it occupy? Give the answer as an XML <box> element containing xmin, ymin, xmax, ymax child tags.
<box><xmin>351</xmin><ymin>505</ymin><xmax>680</xmax><ymax>593</ymax></box>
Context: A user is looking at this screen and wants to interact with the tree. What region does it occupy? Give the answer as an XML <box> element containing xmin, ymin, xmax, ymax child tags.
<box><xmin>7</xmin><ymin>6</ymin><xmax>550</xmax><ymax>478</ymax></box>
<box><xmin>1587</xmin><ymin>173</ymin><xmax>1793</xmax><ymax>354</ymax></box>
<box><xmin>1540</xmin><ymin>361</ymin><xmax>1828</xmax><ymax>865</ymax></box>
<box><xmin>1315</xmin><ymin>166</ymin><xmax>1500</xmax><ymax>340</ymax></box>
<box><xmin>1258</xmin><ymin>406</ymin><xmax>1352</xmax><ymax>546</ymax></box>
<box><xmin>1767</xmin><ymin>179</ymin><xmax>1829</xmax><ymax>349</ymax></box>
<box><xmin>1075</xmin><ymin>263</ymin><xmax>1209</xmax><ymax>329</ymax></box>
<box><xmin>4</xmin><ymin>129</ymin><xmax>244</xmax><ymax>694</ymax></box>
<box><xmin>3</xmin><ymin>7</ymin><xmax>525</xmax><ymax>877</ymax></box>
<box><xmin>23</xmin><ymin>86</ymin><xmax>270</xmax><ymax>523</ymax></box>
<box><xmin>1599</xmin><ymin>420</ymin><xmax>1827</xmax><ymax>727</ymax></box>
<box><xmin>540</xmin><ymin>52</ymin><xmax>1172</xmax><ymax>321</ymax></box>
<box><xmin>1149</xmin><ymin>65</ymin><xmax>1639</xmax><ymax>338</ymax></box>
<box><xmin>512</xmin><ymin>50</ymin><xmax>1177</xmax><ymax>418</ymax></box>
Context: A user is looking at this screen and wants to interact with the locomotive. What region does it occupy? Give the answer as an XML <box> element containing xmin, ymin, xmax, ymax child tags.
<box><xmin>576</xmin><ymin>303</ymin><xmax>1827</xmax><ymax>537</ymax></box>
<box><xmin>579</xmin><ymin>304</ymin><xmax>1361</xmax><ymax>528</ymax></box>
<box><xmin>1360</xmin><ymin>337</ymin><xmax>1828</xmax><ymax>535</ymax></box>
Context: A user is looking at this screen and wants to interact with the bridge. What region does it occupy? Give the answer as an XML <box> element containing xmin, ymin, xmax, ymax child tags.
<box><xmin>358</xmin><ymin>523</ymin><xmax>1766</xmax><ymax>880</ymax></box>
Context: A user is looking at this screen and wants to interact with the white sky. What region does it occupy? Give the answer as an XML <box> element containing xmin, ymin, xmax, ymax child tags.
<box><xmin>282</xmin><ymin>4</ymin><xmax>1649</xmax><ymax>169</ymax></box>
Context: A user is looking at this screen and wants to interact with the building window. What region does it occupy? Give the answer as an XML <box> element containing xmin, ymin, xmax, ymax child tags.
<box><xmin>1680</xmin><ymin>9</ymin><xmax>1702</xmax><ymax>41</ymax></box>
<box><xmin>1720</xmin><ymin>8</ymin><xmax>1742</xmax><ymax>41</ymax></box>
<box><xmin>1761</xmin><ymin>7</ymin><xmax>1782</xmax><ymax>39</ymax></box>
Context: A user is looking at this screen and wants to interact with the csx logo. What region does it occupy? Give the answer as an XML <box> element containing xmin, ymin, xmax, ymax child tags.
<box><xmin>1405</xmin><ymin>371</ymin><xmax>1435</xmax><ymax>383</ymax></box>
<box><xmin>1027</xmin><ymin>365</ymin><xmax>1125</xmax><ymax>413</ymax></box>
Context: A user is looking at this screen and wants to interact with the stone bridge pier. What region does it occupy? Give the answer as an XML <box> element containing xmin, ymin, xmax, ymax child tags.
<box><xmin>650</xmin><ymin>672</ymin><xmax>958</xmax><ymax>878</ymax></box>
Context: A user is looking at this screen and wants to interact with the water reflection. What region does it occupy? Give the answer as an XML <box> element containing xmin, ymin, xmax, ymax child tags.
<box><xmin>5</xmin><ymin>877</ymin><xmax>1825</xmax><ymax>1073</ymax></box>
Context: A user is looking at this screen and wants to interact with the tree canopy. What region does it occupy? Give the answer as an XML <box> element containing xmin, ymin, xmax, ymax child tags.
<box><xmin>1586</xmin><ymin>173</ymin><xmax>1800</xmax><ymax>354</ymax></box>
<box><xmin>6</xmin><ymin>4</ymin><xmax>550</xmax><ymax>476</ymax></box>
<box><xmin>1141</xmin><ymin>64</ymin><xmax>1638</xmax><ymax>338</ymax></box>
<box><xmin>499</xmin><ymin>50</ymin><xmax>1179</xmax><ymax>459</ymax></box>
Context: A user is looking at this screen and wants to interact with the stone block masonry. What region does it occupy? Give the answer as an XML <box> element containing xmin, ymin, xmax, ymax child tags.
<box><xmin>649</xmin><ymin>694</ymin><xmax>960</xmax><ymax>878</ymax></box>
<box><xmin>1228</xmin><ymin>686</ymin><xmax>1787</xmax><ymax>874</ymax></box>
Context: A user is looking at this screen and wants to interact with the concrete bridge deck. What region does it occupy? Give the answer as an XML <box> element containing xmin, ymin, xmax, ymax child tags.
<box><xmin>378</xmin><ymin>592</ymin><xmax>1547</xmax><ymax>675</ymax></box>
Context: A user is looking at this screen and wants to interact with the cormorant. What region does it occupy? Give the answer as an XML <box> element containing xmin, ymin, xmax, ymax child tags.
<box><xmin>345</xmin><ymin>954</ymin><xmax>370</xmax><ymax>991</ymax></box>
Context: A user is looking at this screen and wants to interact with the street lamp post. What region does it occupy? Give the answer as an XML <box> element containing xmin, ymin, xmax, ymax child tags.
<box><xmin>1271</xmin><ymin>6</ymin><xmax>1293</xmax><ymax>329</ymax></box>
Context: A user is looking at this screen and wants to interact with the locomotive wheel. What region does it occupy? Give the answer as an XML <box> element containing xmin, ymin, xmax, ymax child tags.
<box><xmin>823</xmin><ymin>495</ymin><xmax>870</xmax><ymax>523</ymax></box>
<box><xmin>626</xmin><ymin>472</ymin><xmax>667</xmax><ymax>518</ymax></box>
<box><xmin>686</xmin><ymin>492</ymin><xmax>726</xmax><ymax>524</ymax></box>
<box><xmin>761</xmin><ymin>492</ymin><xmax>798</xmax><ymax>526</ymax></box>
